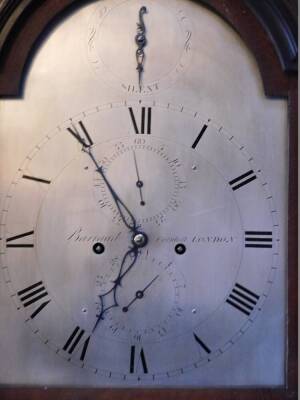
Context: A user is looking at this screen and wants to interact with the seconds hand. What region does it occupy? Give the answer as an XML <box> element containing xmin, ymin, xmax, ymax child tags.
<box><xmin>133</xmin><ymin>150</ymin><xmax>145</xmax><ymax>206</ymax></box>
<box><xmin>122</xmin><ymin>274</ymin><xmax>160</xmax><ymax>313</ymax></box>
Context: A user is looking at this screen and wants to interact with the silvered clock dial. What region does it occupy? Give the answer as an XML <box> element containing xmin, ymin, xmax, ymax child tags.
<box><xmin>87</xmin><ymin>0</ymin><xmax>193</xmax><ymax>94</ymax></box>
<box><xmin>1</xmin><ymin>100</ymin><xmax>280</xmax><ymax>380</ymax></box>
<box><xmin>0</xmin><ymin>0</ymin><xmax>290</xmax><ymax>390</ymax></box>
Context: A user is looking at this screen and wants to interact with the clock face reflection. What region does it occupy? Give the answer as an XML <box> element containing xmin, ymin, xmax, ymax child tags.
<box><xmin>1</xmin><ymin>101</ymin><xmax>279</xmax><ymax>379</ymax></box>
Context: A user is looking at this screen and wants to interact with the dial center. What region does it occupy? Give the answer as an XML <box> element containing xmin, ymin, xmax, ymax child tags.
<box><xmin>132</xmin><ymin>232</ymin><xmax>148</xmax><ymax>248</ymax></box>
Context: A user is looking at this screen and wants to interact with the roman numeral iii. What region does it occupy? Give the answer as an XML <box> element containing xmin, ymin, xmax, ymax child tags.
<box><xmin>229</xmin><ymin>170</ymin><xmax>257</xmax><ymax>191</ymax></box>
<box><xmin>129</xmin><ymin>107</ymin><xmax>152</xmax><ymax>134</ymax></box>
<box><xmin>63</xmin><ymin>327</ymin><xmax>90</xmax><ymax>361</ymax></box>
<box><xmin>67</xmin><ymin>121</ymin><xmax>93</xmax><ymax>148</ymax></box>
<box><xmin>130</xmin><ymin>346</ymin><xmax>148</xmax><ymax>373</ymax></box>
<box><xmin>6</xmin><ymin>230</ymin><xmax>34</xmax><ymax>248</ymax></box>
<box><xmin>245</xmin><ymin>231</ymin><xmax>273</xmax><ymax>248</ymax></box>
<box><xmin>226</xmin><ymin>283</ymin><xmax>259</xmax><ymax>316</ymax></box>
<box><xmin>17</xmin><ymin>281</ymin><xmax>51</xmax><ymax>319</ymax></box>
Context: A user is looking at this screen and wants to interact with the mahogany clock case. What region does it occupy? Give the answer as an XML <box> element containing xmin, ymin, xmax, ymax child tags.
<box><xmin>0</xmin><ymin>0</ymin><xmax>297</xmax><ymax>399</ymax></box>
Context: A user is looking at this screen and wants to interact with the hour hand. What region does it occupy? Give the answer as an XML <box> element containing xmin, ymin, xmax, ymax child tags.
<box><xmin>135</xmin><ymin>6</ymin><xmax>147</xmax><ymax>91</ymax></box>
<box><xmin>133</xmin><ymin>150</ymin><xmax>145</xmax><ymax>206</ymax></box>
<box><xmin>93</xmin><ymin>247</ymin><xmax>139</xmax><ymax>332</ymax></box>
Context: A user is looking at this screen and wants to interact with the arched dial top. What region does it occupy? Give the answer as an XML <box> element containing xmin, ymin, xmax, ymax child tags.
<box><xmin>0</xmin><ymin>0</ymin><xmax>295</xmax><ymax>97</ymax></box>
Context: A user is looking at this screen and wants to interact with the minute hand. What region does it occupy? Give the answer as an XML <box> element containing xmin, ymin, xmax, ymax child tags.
<box><xmin>68</xmin><ymin>122</ymin><xmax>138</xmax><ymax>232</ymax></box>
<box><xmin>84</xmin><ymin>147</ymin><xmax>138</xmax><ymax>233</ymax></box>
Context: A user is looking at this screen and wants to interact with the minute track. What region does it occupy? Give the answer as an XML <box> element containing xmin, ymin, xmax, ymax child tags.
<box><xmin>1</xmin><ymin>100</ymin><xmax>280</xmax><ymax>379</ymax></box>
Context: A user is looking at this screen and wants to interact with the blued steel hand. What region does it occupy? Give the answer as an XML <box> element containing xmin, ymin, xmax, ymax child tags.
<box><xmin>83</xmin><ymin>146</ymin><xmax>138</xmax><ymax>233</ymax></box>
<box><xmin>122</xmin><ymin>274</ymin><xmax>160</xmax><ymax>313</ymax></box>
<box><xmin>68</xmin><ymin>123</ymin><xmax>137</xmax><ymax>231</ymax></box>
<box><xmin>68</xmin><ymin>124</ymin><xmax>147</xmax><ymax>332</ymax></box>
<box><xmin>135</xmin><ymin>6</ymin><xmax>147</xmax><ymax>91</ymax></box>
<box><xmin>84</xmin><ymin>145</ymin><xmax>144</xmax><ymax>331</ymax></box>
<box><xmin>133</xmin><ymin>150</ymin><xmax>145</xmax><ymax>206</ymax></box>
<box><xmin>92</xmin><ymin>246</ymin><xmax>139</xmax><ymax>332</ymax></box>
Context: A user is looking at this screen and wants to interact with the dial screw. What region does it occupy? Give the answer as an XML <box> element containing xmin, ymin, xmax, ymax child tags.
<box><xmin>175</xmin><ymin>243</ymin><xmax>186</xmax><ymax>255</ymax></box>
<box><xmin>132</xmin><ymin>232</ymin><xmax>148</xmax><ymax>248</ymax></box>
<box><xmin>192</xmin><ymin>165</ymin><xmax>197</xmax><ymax>171</ymax></box>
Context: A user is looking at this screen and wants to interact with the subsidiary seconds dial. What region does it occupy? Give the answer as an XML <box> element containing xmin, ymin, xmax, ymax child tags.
<box><xmin>93</xmin><ymin>137</ymin><xmax>187</xmax><ymax>226</ymax></box>
<box><xmin>95</xmin><ymin>253</ymin><xmax>185</xmax><ymax>343</ymax></box>
<box><xmin>1</xmin><ymin>101</ymin><xmax>279</xmax><ymax>380</ymax></box>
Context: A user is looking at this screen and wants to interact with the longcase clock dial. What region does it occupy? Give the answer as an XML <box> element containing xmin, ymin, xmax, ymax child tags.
<box><xmin>1</xmin><ymin>101</ymin><xmax>279</xmax><ymax>379</ymax></box>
